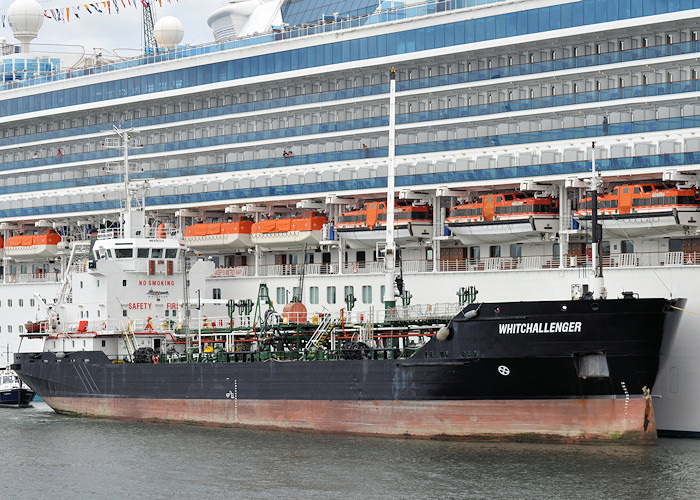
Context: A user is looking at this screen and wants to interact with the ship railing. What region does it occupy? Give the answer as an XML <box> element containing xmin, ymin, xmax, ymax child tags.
<box><xmin>381</xmin><ymin>303</ymin><xmax>463</xmax><ymax>322</ymax></box>
<box><xmin>3</xmin><ymin>272</ymin><xmax>63</xmax><ymax>284</ymax></box>
<box><xmin>209</xmin><ymin>250</ymin><xmax>700</xmax><ymax>281</ymax></box>
<box><xmin>96</xmin><ymin>226</ymin><xmax>181</xmax><ymax>239</ymax></box>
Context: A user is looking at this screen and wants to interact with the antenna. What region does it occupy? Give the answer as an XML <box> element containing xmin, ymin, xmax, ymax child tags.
<box><xmin>142</xmin><ymin>2</ymin><xmax>157</xmax><ymax>54</ymax></box>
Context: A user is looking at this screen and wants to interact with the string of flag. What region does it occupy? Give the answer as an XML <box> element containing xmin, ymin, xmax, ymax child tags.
<box><xmin>1</xmin><ymin>0</ymin><xmax>183</xmax><ymax>27</ymax></box>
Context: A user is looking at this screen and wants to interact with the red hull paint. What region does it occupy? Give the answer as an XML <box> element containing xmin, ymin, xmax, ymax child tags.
<box><xmin>43</xmin><ymin>396</ymin><xmax>657</xmax><ymax>444</ymax></box>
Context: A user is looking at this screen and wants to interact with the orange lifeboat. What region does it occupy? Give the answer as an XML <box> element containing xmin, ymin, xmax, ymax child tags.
<box><xmin>184</xmin><ymin>217</ymin><xmax>254</xmax><ymax>253</ymax></box>
<box><xmin>335</xmin><ymin>201</ymin><xmax>433</xmax><ymax>249</ymax></box>
<box><xmin>446</xmin><ymin>192</ymin><xmax>559</xmax><ymax>244</ymax></box>
<box><xmin>251</xmin><ymin>212</ymin><xmax>326</xmax><ymax>248</ymax></box>
<box><xmin>575</xmin><ymin>183</ymin><xmax>700</xmax><ymax>236</ymax></box>
<box><xmin>5</xmin><ymin>230</ymin><xmax>62</xmax><ymax>261</ymax></box>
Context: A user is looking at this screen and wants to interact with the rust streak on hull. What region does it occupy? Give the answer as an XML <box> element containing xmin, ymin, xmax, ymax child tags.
<box><xmin>43</xmin><ymin>396</ymin><xmax>657</xmax><ymax>444</ymax></box>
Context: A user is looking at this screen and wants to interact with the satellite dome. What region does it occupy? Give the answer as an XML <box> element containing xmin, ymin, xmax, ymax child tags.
<box><xmin>154</xmin><ymin>17</ymin><xmax>185</xmax><ymax>49</ymax></box>
<box><xmin>8</xmin><ymin>0</ymin><xmax>44</xmax><ymax>53</ymax></box>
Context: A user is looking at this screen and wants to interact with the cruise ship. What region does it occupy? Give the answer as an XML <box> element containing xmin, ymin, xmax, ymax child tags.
<box><xmin>2</xmin><ymin>0</ymin><xmax>700</xmax><ymax>437</ymax></box>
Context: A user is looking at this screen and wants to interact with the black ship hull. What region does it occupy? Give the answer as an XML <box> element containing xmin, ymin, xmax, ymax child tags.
<box><xmin>13</xmin><ymin>298</ymin><xmax>684</xmax><ymax>443</ymax></box>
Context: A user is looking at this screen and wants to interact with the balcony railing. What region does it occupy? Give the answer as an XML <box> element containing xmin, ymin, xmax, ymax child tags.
<box><xmin>210</xmin><ymin>251</ymin><xmax>696</xmax><ymax>279</ymax></box>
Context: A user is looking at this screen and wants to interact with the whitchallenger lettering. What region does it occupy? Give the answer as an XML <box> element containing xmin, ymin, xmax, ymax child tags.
<box><xmin>498</xmin><ymin>322</ymin><xmax>582</xmax><ymax>334</ymax></box>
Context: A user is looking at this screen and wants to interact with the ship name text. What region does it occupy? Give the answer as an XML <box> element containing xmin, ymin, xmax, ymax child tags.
<box><xmin>498</xmin><ymin>322</ymin><xmax>582</xmax><ymax>335</ymax></box>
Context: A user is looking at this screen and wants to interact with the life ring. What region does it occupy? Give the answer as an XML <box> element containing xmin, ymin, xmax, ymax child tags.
<box><xmin>353</xmin><ymin>264</ymin><xmax>359</xmax><ymax>273</ymax></box>
<box><xmin>102</xmin><ymin>322</ymin><xmax>107</xmax><ymax>330</ymax></box>
<box><xmin>152</xmin><ymin>355</ymin><xmax>159</xmax><ymax>364</ymax></box>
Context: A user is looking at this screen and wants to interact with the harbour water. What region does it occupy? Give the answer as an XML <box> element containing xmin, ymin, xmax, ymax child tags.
<box><xmin>2</xmin><ymin>402</ymin><xmax>700</xmax><ymax>499</ymax></box>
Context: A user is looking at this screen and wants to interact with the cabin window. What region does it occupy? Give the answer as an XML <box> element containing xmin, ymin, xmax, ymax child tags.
<box><xmin>310</xmin><ymin>287</ymin><xmax>319</xmax><ymax>304</ymax></box>
<box><xmin>622</xmin><ymin>188</ymin><xmax>629</xmax><ymax>194</ymax></box>
<box><xmin>305</xmin><ymin>253</ymin><xmax>314</xmax><ymax>264</ymax></box>
<box><xmin>643</xmin><ymin>185</ymin><xmax>653</xmax><ymax>193</ymax></box>
<box><xmin>8</xmin><ymin>326</ymin><xmax>12</xmax><ymax>333</ymax></box>
<box><xmin>357</xmin><ymin>251</ymin><xmax>366</xmax><ymax>268</ymax></box>
<box><xmin>30</xmin><ymin>299</ymin><xmax>35</xmax><ymax>307</ymax></box>
<box><xmin>669</xmin><ymin>239</ymin><xmax>682</xmax><ymax>252</ymax></box>
<box><xmin>469</xmin><ymin>247</ymin><xmax>481</xmax><ymax>261</ymax></box>
<box><xmin>80</xmin><ymin>281</ymin><xmax>83</xmax><ymax>289</ymax></box>
<box><xmin>212</xmin><ymin>288</ymin><xmax>221</xmax><ymax>300</ymax></box>
<box><xmin>165</xmin><ymin>249</ymin><xmax>177</xmax><ymax>259</ymax></box>
<box><xmin>7</xmin><ymin>299</ymin><xmax>11</xmax><ymax>307</ymax></box>
<box><xmin>621</xmin><ymin>240</ymin><xmax>634</xmax><ymax>253</ymax></box>
<box><xmin>138</xmin><ymin>248</ymin><xmax>149</xmax><ymax>258</ymax></box>
<box><xmin>510</xmin><ymin>244</ymin><xmax>522</xmax><ymax>258</ymax></box>
<box><xmin>123</xmin><ymin>310</ymin><xmax>127</xmax><ymax>317</ymax></box>
<box><xmin>489</xmin><ymin>246</ymin><xmax>501</xmax><ymax>258</ymax></box>
<box><xmin>102</xmin><ymin>341</ymin><xmax>106</xmax><ymax>347</ymax></box>
<box><xmin>601</xmin><ymin>241</ymin><xmax>611</xmax><ymax>255</ymax></box>
<box><xmin>106</xmin><ymin>249</ymin><xmax>113</xmax><ymax>258</ymax></box>
<box><xmin>327</xmin><ymin>286</ymin><xmax>336</xmax><ymax>304</ymax></box>
<box><xmin>19</xmin><ymin>299</ymin><xmax>23</xmax><ymax>306</ymax></box>
<box><xmin>152</xmin><ymin>248</ymin><xmax>163</xmax><ymax>258</ymax></box>
<box><xmin>115</xmin><ymin>248</ymin><xmax>133</xmax><ymax>258</ymax></box>
<box><xmin>292</xmin><ymin>287</ymin><xmax>301</xmax><ymax>301</ymax></box>
<box><xmin>19</xmin><ymin>325</ymin><xmax>24</xmax><ymax>333</ymax></box>
<box><xmin>380</xmin><ymin>285</ymin><xmax>386</xmax><ymax>303</ymax></box>
<box><xmin>634</xmin><ymin>187</ymin><xmax>641</xmax><ymax>194</ymax></box>
<box><xmin>123</xmin><ymin>280</ymin><xmax>127</xmax><ymax>287</ymax></box>
<box><xmin>276</xmin><ymin>287</ymin><xmax>286</xmax><ymax>305</ymax></box>
<box><xmin>362</xmin><ymin>286</ymin><xmax>372</xmax><ymax>304</ymax></box>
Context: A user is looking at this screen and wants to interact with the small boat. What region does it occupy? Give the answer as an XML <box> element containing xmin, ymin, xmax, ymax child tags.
<box><xmin>0</xmin><ymin>368</ymin><xmax>35</xmax><ymax>407</ymax></box>
<box><xmin>184</xmin><ymin>217</ymin><xmax>254</xmax><ymax>253</ymax></box>
<box><xmin>446</xmin><ymin>192</ymin><xmax>559</xmax><ymax>244</ymax></box>
<box><xmin>5</xmin><ymin>229</ymin><xmax>62</xmax><ymax>261</ymax></box>
<box><xmin>25</xmin><ymin>321</ymin><xmax>47</xmax><ymax>334</ymax></box>
<box><xmin>575</xmin><ymin>183</ymin><xmax>700</xmax><ymax>237</ymax></box>
<box><xmin>335</xmin><ymin>202</ymin><xmax>433</xmax><ymax>249</ymax></box>
<box><xmin>250</xmin><ymin>212</ymin><xmax>327</xmax><ymax>248</ymax></box>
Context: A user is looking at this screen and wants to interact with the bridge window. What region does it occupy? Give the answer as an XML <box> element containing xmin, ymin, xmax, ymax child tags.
<box><xmin>137</xmin><ymin>248</ymin><xmax>149</xmax><ymax>258</ymax></box>
<box><xmin>165</xmin><ymin>249</ymin><xmax>178</xmax><ymax>259</ymax></box>
<box><xmin>362</xmin><ymin>286</ymin><xmax>372</xmax><ymax>304</ymax></box>
<box><xmin>152</xmin><ymin>248</ymin><xmax>163</xmax><ymax>258</ymax></box>
<box><xmin>115</xmin><ymin>248</ymin><xmax>133</xmax><ymax>258</ymax></box>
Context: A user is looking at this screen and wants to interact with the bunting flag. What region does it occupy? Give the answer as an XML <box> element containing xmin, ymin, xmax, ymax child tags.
<box><xmin>1</xmin><ymin>0</ymin><xmax>183</xmax><ymax>25</ymax></box>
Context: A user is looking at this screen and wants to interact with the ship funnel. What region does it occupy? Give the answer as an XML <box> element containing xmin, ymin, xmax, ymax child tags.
<box><xmin>207</xmin><ymin>0</ymin><xmax>282</xmax><ymax>41</ymax></box>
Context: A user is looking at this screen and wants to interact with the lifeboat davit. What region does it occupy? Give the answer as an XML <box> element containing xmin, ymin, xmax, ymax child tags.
<box><xmin>575</xmin><ymin>183</ymin><xmax>700</xmax><ymax>237</ymax></box>
<box><xmin>335</xmin><ymin>201</ymin><xmax>433</xmax><ymax>249</ymax></box>
<box><xmin>251</xmin><ymin>212</ymin><xmax>326</xmax><ymax>248</ymax></box>
<box><xmin>184</xmin><ymin>218</ymin><xmax>253</xmax><ymax>253</ymax></box>
<box><xmin>446</xmin><ymin>193</ymin><xmax>559</xmax><ymax>244</ymax></box>
<box><xmin>5</xmin><ymin>230</ymin><xmax>62</xmax><ymax>261</ymax></box>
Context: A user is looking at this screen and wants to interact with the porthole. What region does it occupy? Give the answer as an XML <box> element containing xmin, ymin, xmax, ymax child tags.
<box><xmin>591</xmin><ymin>303</ymin><xmax>599</xmax><ymax>311</ymax></box>
<box><xmin>561</xmin><ymin>304</ymin><xmax>568</xmax><ymax>311</ymax></box>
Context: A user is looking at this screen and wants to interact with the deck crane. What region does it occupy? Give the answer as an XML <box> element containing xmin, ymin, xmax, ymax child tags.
<box><xmin>142</xmin><ymin>1</ymin><xmax>157</xmax><ymax>54</ymax></box>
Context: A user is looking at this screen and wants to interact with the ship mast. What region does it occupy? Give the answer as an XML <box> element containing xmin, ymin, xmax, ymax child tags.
<box><xmin>589</xmin><ymin>142</ymin><xmax>606</xmax><ymax>299</ymax></box>
<box><xmin>103</xmin><ymin>127</ymin><xmax>146</xmax><ymax>237</ymax></box>
<box><xmin>384</xmin><ymin>68</ymin><xmax>397</xmax><ymax>311</ymax></box>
